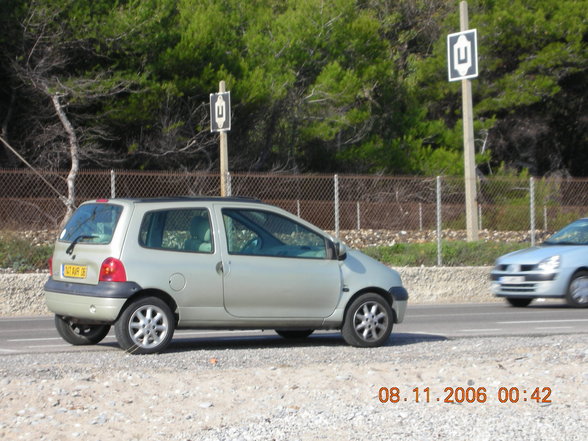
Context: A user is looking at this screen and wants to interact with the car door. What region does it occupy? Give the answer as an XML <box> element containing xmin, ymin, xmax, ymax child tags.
<box><xmin>215</xmin><ymin>205</ymin><xmax>342</xmax><ymax>318</ymax></box>
<box><xmin>123</xmin><ymin>206</ymin><xmax>224</xmax><ymax>323</ymax></box>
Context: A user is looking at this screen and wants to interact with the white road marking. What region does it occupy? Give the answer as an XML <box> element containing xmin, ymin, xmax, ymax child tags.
<box><xmin>26</xmin><ymin>344</ymin><xmax>75</xmax><ymax>349</ymax></box>
<box><xmin>534</xmin><ymin>326</ymin><xmax>573</xmax><ymax>330</ymax></box>
<box><xmin>498</xmin><ymin>319</ymin><xmax>588</xmax><ymax>324</ymax></box>
<box><xmin>459</xmin><ymin>329</ymin><xmax>502</xmax><ymax>332</ymax></box>
<box><xmin>7</xmin><ymin>337</ymin><xmax>62</xmax><ymax>342</ymax></box>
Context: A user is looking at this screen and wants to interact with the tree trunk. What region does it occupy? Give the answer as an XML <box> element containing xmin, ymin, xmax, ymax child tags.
<box><xmin>0</xmin><ymin>89</ymin><xmax>17</xmax><ymax>166</ymax></box>
<box><xmin>51</xmin><ymin>94</ymin><xmax>79</xmax><ymax>224</ymax></box>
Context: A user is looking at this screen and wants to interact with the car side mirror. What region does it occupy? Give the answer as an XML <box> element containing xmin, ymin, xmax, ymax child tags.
<box><xmin>334</xmin><ymin>241</ymin><xmax>347</xmax><ymax>261</ymax></box>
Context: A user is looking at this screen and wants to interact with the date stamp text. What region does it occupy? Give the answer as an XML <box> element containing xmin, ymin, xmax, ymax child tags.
<box><xmin>378</xmin><ymin>386</ymin><xmax>552</xmax><ymax>404</ymax></box>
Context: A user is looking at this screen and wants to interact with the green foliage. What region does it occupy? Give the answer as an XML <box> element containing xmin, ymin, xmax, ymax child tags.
<box><xmin>362</xmin><ymin>241</ymin><xmax>528</xmax><ymax>267</ymax></box>
<box><xmin>0</xmin><ymin>0</ymin><xmax>586</xmax><ymax>175</ymax></box>
<box><xmin>474</xmin><ymin>0</ymin><xmax>586</xmax><ymax>114</ymax></box>
<box><xmin>0</xmin><ymin>232</ymin><xmax>53</xmax><ymax>272</ymax></box>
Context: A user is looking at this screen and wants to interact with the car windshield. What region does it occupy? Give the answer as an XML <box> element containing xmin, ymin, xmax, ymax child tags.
<box><xmin>544</xmin><ymin>219</ymin><xmax>588</xmax><ymax>246</ymax></box>
<box><xmin>60</xmin><ymin>203</ymin><xmax>123</xmax><ymax>244</ymax></box>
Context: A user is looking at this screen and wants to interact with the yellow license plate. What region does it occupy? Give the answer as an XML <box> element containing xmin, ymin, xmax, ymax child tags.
<box><xmin>62</xmin><ymin>264</ymin><xmax>87</xmax><ymax>279</ymax></box>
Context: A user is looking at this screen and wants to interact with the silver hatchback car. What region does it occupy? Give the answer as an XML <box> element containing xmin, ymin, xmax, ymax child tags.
<box><xmin>491</xmin><ymin>218</ymin><xmax>588</xmax><ymax>308</ymax></box>
<box><xmin>45</xmin><ymin>197</ymin><xmax>408</xmax><ymax>353</ymax></box>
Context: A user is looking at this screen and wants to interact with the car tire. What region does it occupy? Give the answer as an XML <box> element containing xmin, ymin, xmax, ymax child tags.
<box><xmin>54</xmin><ymin>315</ymin><xmax>111</xmax><ymax>345</ymax></box>
<box><xmin>275</xmin><ymin>329</ymin><xmax>314</xmax><ymax>339</ymax></box>
<box><xmin>506</xmin><ymin>298</ymin><xmax>533</xmax><ymax>307</ymax></box>
<box><xmin>341</xmin><ymin>293</ymin><xmax>393</xmax><ymax>347</ymax></box>
<box><xmin>566</xmin><ymin>271</ymin><xmax>588</xmax><ymax>308</ymax></box>
<box><xmin>114</xmin><ymin>296</ymin><xmax>175</xmax><ymax>354</ymax></box>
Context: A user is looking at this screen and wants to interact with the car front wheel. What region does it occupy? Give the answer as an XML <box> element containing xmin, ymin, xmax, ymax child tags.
<box><xmin>566</xmin><ymin>271</ymin><xmax>588</xmax><ymax>308</ymax></box>
<box><xmin>342</xmin><ymin>293</ymin><xmax>393</xmax><ymax>347</ymax></box>
<box><xmin>114</xmin><ymin>296</ymin><xmax>175</xmax><ymax>354</ymax></box>
<box><xmin>54</xmin><ymin>315</ymin><xmax>110</xmax><ymax>345</ymax></box>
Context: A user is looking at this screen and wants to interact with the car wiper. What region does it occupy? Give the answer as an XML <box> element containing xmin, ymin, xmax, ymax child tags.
<box><xmin>66</xmin><ymin>235</ymin><xmax>97</xmax><ymax>255</ymax></box>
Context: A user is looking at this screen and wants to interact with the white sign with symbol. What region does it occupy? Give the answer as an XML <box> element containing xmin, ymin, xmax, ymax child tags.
<box><xmin>210</xmin><ymin>92</ymin><xmax>231</xmax><ymax>132</ymax></box>
<box><xmin>447</xmin><ymin>29</ymin><xmax>478</xmax><ymax>82</ymax></box>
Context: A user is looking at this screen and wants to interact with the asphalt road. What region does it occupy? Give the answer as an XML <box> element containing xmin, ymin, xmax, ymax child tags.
<box><xmin>1</xmin><ymin>300</ymin><xmax>586</xmax><ymax>355</ymax></box>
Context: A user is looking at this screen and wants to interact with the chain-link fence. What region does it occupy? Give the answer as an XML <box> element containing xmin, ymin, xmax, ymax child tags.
<box><xmin>2</xmin><ymin>169</ymin><xmax>588</xmax><ymax>242</ymax></box>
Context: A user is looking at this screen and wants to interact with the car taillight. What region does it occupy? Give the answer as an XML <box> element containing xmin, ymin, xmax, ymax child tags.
<box><xmin>48</xmin><ymin>257</ymin><xmax>53</xmax><ymax>273</ymax></box>
<box><xmin>99</xmin><ymin>257</ymin><xmax>127</xmax><ymax>282</ymax></box>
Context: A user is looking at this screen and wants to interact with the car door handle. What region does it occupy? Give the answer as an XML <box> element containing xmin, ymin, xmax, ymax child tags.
<box><xmin>216</xmin><ymin>261</ymin><xmax>224</xmax><ymax>275</ymax></box>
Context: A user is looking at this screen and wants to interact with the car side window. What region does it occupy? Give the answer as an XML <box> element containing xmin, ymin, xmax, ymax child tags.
<box><xmin>139</xmin><ymin>209</ymin><xmax>213</xmax><ymax>253</ymax></box>
<box><xmin>222</xmin><ymin>208</ymin><xmax>327</xmax><ymax>259</ymax></box>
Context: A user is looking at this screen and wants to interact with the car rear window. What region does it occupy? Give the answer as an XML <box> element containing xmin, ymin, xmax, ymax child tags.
<box><xmin>59</xmin><ymin>203</ymin><xmax>123</xmax><ymax>244</ymax></box>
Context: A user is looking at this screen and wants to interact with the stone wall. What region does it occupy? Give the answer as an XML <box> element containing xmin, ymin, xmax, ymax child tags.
<box><xmin>0</xmin><ymin>267</ymin><xmax>496</xmax><ymax>317</ymax></box>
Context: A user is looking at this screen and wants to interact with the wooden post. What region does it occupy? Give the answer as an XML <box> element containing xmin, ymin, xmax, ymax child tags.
<box><xmin>460</xmin><ymin>1</ymin><xmax>479</xmax><ymax>241</ymax></box>
<box><xmin>219</xmin><ymin>80</ymin><xmax>229</xmax><ymax>197</ymax></box>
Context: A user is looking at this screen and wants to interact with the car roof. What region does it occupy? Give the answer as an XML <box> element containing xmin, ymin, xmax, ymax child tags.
<box><xmin>86</xmin><ymin>196</ymin><xmax>263</xmax><ymax>205</ymax></box>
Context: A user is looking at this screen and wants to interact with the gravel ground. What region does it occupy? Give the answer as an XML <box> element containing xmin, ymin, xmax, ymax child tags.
<box><xmin>0</xmin><ymin>334</ymin><xmax>586</xmax><ymax>441</ymax></box>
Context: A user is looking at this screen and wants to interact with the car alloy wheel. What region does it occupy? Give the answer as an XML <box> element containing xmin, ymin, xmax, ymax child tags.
<box><xmin>567</xmin><ymin>271</ymin><xmax>588</xmax><ymax>308</ymax></box>
<box><xmin>54</xmin><ymin>315</ymin><xmax>110</xmax><ymax>345</ymax></box>
<box><xmin>115</xmin><ymin>297</ymin><xmax>175</xmax><ymax>354</ymax></box>
<box><xmin>342</xmin><ymin>293</ymin><xmax>393</xmax><ymax>347</ymax></box>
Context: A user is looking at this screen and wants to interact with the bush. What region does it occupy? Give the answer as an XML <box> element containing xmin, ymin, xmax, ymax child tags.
<box><xmin>0</xmin><ymin>232</ymin><xmax>53</xmax><ymax>272</ymax></box>
<box><xmin>362</xmin><ymin>241</ymin><xmax>528</xmax><ymax>267</ymax></box>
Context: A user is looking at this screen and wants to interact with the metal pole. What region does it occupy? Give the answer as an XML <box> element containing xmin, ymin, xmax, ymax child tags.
<box><xmin>437</xmin><ymin>176</ymin><xmax>442</xmax><ymax>266</ymax></box>
<box><xmin>219</xmin><ymin>80</ymin><xmax>229</xmax><ymax>197</ymax></box>
<box><xmin>460</xmin><ymin>1</ymin><xmax>479</xmax><ymax>241</ymax></box>
<box><xmin>356</xmin><ymin>202</ymin><xmax>361</xmax><ymax>231</ymax></box>
<box><xmin>334</xmin><ymin>174</ymin><xmax>340</xmax><ymax>238</ymax></box>
<box><xmin>530</xmin><ymin>177</ymin><xmax>536</xmax><ymax>246</ymax></box>
<box><xmin>226</xmin><ymin>171</ymin><xmax>232</xmax><ymax>197</ymax></box>
<box><xmin>110</xmin><ymin>169</ymin><xmax>116</xmax><ymax>198</ymax></box>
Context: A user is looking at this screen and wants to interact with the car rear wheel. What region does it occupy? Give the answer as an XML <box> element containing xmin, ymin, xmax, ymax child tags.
<box><xmin>506</xmin><ymin>298</ymin><xmax>533</xmax><ymax>307</ymax></box>
<box><xmin>566</xmin><ymin>271</ymin><xmax>588</xmax><ymax>308</ymax></box>
<box><xmin>54</xmin><ymin>315</ymin><xmax>110</xmax><ymax>345</ymax></box>
<box><xmin>114</xmin><ymin>296</ymin><xmax>175</xmax><ymax>354</ymax></box>
<box><xmin>275</xmin><ymin>329</ymin><xmax>314</xmax><ymax>339</ymax></box>
<box><xmin>342</xmin><ymin>293</ymin><xmax>393</xmax><ymax>347</ymax></box>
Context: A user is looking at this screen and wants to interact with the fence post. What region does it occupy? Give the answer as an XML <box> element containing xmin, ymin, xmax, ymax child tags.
<box><xmin>297</xmin><ymin>200</ymin><xmax>301</xmax><ymax>218</ymax></box>
<box><xmin>110</xmin><ymin>170</ymin><xmax>116</xmax><ymax>198</ymax></box>
<box><xmin>226</xmin><ymin>172</ymin><xmax>232</xmax><ymax>197</ymax></box>
<box><xmin>334</xmin><ymin>174</ymin><xmax>340</xmax><ymax>238</ymax></box>
<box><xmin>356</xmin><ymin>202</ymin><xmax>361</xmax><ymax>231</ymax></box>
<box><xmin>419</xmin><ymin>203</ymin><xmax>423</xmax><ymax>231</ymax></box>
<box><xmin>530</xmin><ymin>177</ymin><xmax>535</xmax><ymax>246</ymax></box>
<box><xmin>436</xmin><ymin>176</ymin><xmax>442</xmax><ymax>266</ymax></box>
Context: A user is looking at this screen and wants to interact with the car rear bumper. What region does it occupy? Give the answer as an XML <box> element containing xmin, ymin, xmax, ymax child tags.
<box><xmin>44</xmin><ymin>278</ymin><xmax>141</xmax><ymax>322</ymax></box>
